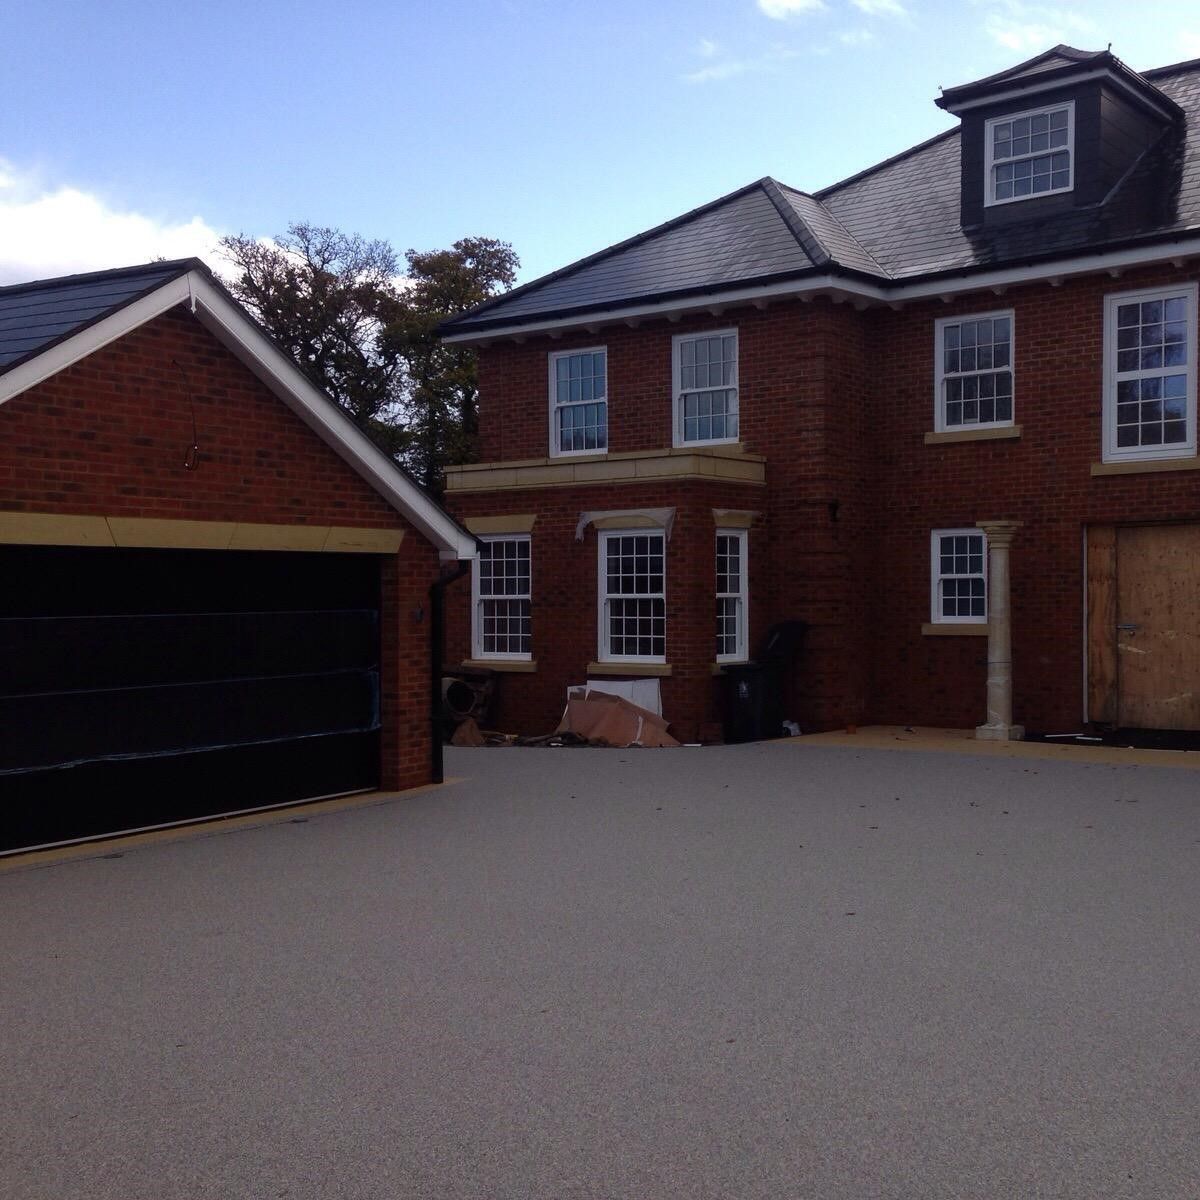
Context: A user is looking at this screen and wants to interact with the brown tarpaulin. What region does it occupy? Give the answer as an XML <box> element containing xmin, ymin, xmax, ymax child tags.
<box><xmin>556</xmin><ymin>691</ymin><xmax>680</xmax><ymax>748</ymax></box>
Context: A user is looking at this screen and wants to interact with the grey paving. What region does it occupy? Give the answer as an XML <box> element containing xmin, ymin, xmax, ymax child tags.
<box><xmin>3</xmin><ymin>743</ymin><xmax>1200</xmax><ymax>1199</ymax></box>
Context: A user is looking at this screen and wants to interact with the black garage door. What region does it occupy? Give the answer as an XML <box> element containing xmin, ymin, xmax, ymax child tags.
<box><xmin>1</xmin><ymin>544</ymin><xmax>382</xmax><ymax>853</ymax></box>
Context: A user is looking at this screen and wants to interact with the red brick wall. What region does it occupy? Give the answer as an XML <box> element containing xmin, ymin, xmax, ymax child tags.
<box><xmin>867</xmin><ymin>261</ymin><xmax>1200</xmax><ymax>733</ymax></box>
<box><xmin>460</xmin><ymin>261</ymin><xmax>1200</xmax><ymax>739</ymax></box>
<box><xmin>0</xmin><ymin>305</ymin><xmax>440</xmax><ymax>791</ymax></box>
<box><xmin>447</xmin><ymin>480</ymin><xmax>767</xmax><ymax>742</ymax></box>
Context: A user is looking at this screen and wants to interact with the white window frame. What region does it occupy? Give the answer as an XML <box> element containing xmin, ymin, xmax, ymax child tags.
<box><xmin>548</xmin><ymin>345</ymin><xmax>608</xmax><ymax>459</ymax></box>
<box><xmin>1102</xmin><ymin>283</ymin><xmax>1198</xmax><ymax>463</ymax></box>
<box><xmin>933</xmin><ymin>309</ymin><xmax>1015</xmax><ymax>433</ymax></box>
<box><xmin>715</xmin><ymin>528</ymin><xmax>748</xmax><ymax>663</ymax></box>
<box><xmin>930</xmin><ymin>528</ymin><xmax>988</xmax><ymax>625</ymax></box>
<box><xmin>471</xmin><ymin>534</ymin><xmax>532</xmax><ymax>661</ymax></box>
<box><xmin>672</xmin><ymin>328</ymin><xmax>739</xmax><ymax>448</ymax></box>
<box><xmin>597</xmin><ymin>528</ymin><xmax>667</xmax><ymax>664</ymax></box>
<box><xmin>984</xmin><ymin>101</ymin><xmax>1074</xmax><ymax>208</ymax></box>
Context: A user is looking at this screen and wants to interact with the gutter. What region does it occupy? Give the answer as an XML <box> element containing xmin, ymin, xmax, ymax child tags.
<box><xmin>429</xmin><ymin>558</ymin><xmax>471</xmax><ymax>784</ymax></box>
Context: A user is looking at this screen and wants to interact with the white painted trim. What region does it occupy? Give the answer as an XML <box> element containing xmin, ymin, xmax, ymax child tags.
<box><xmin>597</xmin><ymin>527</ymin><xmax>667</xmax><ymax>665</ymax></box>
<box><xmin>442</xmin><ymin>274</ymin><xmax>884</xmax><ymax>344</ymax></box>
<box><xmin>548</xmin><ymin>344</ymin><xmax>608</xmax><ymax>458</ymax></box>
<box><xmin>672</xmin><ymin>327</ymin><xmax>739</xmax><ymax>449</ymax></box>
<box><xmin>930</xmin><ymin>527</ymin><xmax>989</xmax><ymax>625</ymax></box>
<box><xmin>442</xmin><ymin>236</ymin><xmax>1200</xmax><ymax>345</ymax></box>
<box><xmin>944</xmin><ymin>66</ymin><xmax>1178</xmax><ymax>123</ymax></box>
<box><xmin>715</xmin><ymin>527</ymin><xmax>749</xmax><ymax>663</ymax></box>
<box><xmin>471</xmin><ymin>533</ymin><xmax>532</xmax><ymax>661</ymax></box>
<box><xmin>0</xmin><ymin>268</ymin><xmax>477</xmax><ymax>559</ymax></box>
<box><xmin>933</xmin><ymin>308</ymin><xmax>1016</xmax><ymax>433</ymax></box>
<box><xmin>983</xmin><ymin>100</ymin><xmax>1074</xmax><ymax>209</ymax></box>
<box><xmin>1101</xmin><ymin>281</ymin><xmax>1198</xmax><ymax>464</ymax></box>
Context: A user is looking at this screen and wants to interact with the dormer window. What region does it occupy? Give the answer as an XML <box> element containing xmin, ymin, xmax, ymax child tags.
<box><xmin>985</xmin><ymin>102</ymin><xmax>1074</xmax><ymax>206</ymax></box>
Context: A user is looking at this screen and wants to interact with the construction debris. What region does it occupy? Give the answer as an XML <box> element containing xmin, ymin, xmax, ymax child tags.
<box><xmin>555</xmin><ymin>690</ymin><xmax>680</xmax><ymax>748</ymax></box>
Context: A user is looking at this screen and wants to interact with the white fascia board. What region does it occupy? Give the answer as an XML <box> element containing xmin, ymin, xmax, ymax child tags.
<box><xmin>444</xmin><ymin>233</ymin><xmax>1200</xmax><ymax>344</ymax></box>
<box><xmin>892</xmin><ymin>233</ymin><xmax>1200</xmax><ymax>301</ymax></box>
<box><xmin>0</xmin><ymin>276</ymin><xmax>193</xmax><ymax>405</ymax></box>
<box><xmin>186</xmin><ymin>274</ymin><xmax>477</xmax><ymax>560</ymax></box>
<box><xmin>442</xmin><ymin>274</ymin><xmax>889</xmax><ymax>344</ymax></box>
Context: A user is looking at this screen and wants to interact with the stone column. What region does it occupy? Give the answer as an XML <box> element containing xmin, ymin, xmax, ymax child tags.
<box><xmin>975</xmin><ymin>520</ymin><xmax>1024</xmax><ymax>741</ymax></box>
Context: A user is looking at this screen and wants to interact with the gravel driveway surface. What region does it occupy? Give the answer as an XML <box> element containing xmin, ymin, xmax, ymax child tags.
<box><xmin>3</xmin><ymin>742</ymin><xmax>1199</xmax><ymax>1199</ymax></box>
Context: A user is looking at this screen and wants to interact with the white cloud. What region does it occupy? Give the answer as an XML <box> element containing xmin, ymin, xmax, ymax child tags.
<box><xmin>978</xmin><ymin>2</ymin><xmax>1098</xmax><ymax>53</ymax></box>
<box><xmin>757</xmin><ymin>0</ymin><xmax>826</xmax><ymax>19</ymax></box>
<box><xmin>838</xmin><ymin>27</ymin><xmax>876</xmax><ymax>44</ymax></box>
<box><xmin>0</xmin><ymin>160</ymin><xmax>224</xmax><ymax>285</ymax></box>
<box><xmin>696</xmin><ymin>37</ymin><xmax>720</xmax><ymax>58</ymax></box>
<box><xmin>851</xmin><ymin>0</ymin><xmax>906</xmax><ymax>15</ymax></box>
<box><xmin>684</xmin><ymin>44</ymin><xmax>800</xmax><ymax>83</ymax></box>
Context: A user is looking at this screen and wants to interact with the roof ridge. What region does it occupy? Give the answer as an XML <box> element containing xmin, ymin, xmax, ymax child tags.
<box><xmin>441</xmin><ymin>178</ymin><xmax>772</xmax><ymax>328</ymax></box>
<box><xmin>772</xmin><ymin>181</ymin><xmax>890</xmax><ymax>277</ymax></box>
<box><xmin>759</xmin><ymin>177</ymin><xmax>830</xmax><ymax>267</ymax></box>
<box><xmin>0</xmin><ymin>258</ymin><xmax>199</xmax><ymax>297</ymax></box>
<box><xmin>814</xmin><ymin>125</ymin><xmax>959</xmax><ymax>200</ymax></box>
<box><xmin>1142</xmin><ymin>55</ymin><xmax>1200</xmax><ymax>80</ymax></box>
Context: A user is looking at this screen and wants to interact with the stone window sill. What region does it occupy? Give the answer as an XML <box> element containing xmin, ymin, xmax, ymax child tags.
<box><xmin>1091</xmin><ymin>456</ymin><xmax>1200</xmax><ymax>476</ymax></box>
<box><xmin>586</xmin><ymin>661</ymin><xmax>673</xmax><ymax>677</ymax></box>
<box><xmin>925</xmin><ymin>425</ymin><xmax>1021</xmax><ymax>445</ymax></box>
<box><xmin>460</xmin><ymin>659</ymin><xmax>537</xmax><ymax>673</ymax></box>
<box><xmin>922</xmin><ymin>623</ymin><xmax>990</xmax><ymax>637</ymax></box>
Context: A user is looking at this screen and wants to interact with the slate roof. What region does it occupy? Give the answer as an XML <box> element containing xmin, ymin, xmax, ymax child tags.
<box><xmin>442</xmin><ymin>50</ymin><xmax>1200</xmax><ymax>337</ymax></box>
<box><xmin>0</xmin><ymin>260</ymin><xmax>194</xmax><ymax>373</ymax></box>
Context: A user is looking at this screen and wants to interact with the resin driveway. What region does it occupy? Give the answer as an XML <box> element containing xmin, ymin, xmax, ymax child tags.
<box><xmin>3</xmin><ymin>742</ymin><xmax>1199</xmax><ymax>1199</ymax></box>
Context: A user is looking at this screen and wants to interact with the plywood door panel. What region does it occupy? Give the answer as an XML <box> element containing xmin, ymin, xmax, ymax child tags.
<box><xmin>1086</xmin><ymin>526</ymin><xmax>1118</xmax><ymax>724</ymax></box>
<box><xmin>1116</xmin><ymin>525</ymin><xmax>1200</xmax><ymax>730</ymax></box>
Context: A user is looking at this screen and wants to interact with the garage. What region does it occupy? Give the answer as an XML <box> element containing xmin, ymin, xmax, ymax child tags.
<box><xmin>1</xmin><ymin>545</ymin><xmax>384</xmax><ymax>851</ymax></box>
<box><xmin>0</xmin><ymin>260</ymin><xmax>477</xmax><ymax>853</ymax></box>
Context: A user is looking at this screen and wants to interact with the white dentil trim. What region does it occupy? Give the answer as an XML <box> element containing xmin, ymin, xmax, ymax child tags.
<box><xmin>441</xmin><ymin>235</ymin><xmax>1200</xmax><ymax>345</ymax></box>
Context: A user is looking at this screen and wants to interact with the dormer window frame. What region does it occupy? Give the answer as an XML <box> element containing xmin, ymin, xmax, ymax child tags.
<box><xmin>983</xmin><ymin>100</ymin><xmax>1075</xmax><ymax>208</ymax></box>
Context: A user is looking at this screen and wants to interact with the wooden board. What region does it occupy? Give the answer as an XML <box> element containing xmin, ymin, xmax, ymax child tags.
<box><xmin>1086</xmin><ymin>526</ymin><xmax>1118</xmax><ymax>724</ymax></box>
<box><xmin>1116</xmin><ymin>525</ymin><xmax>1200</xmax><ymax>730</ymax></box>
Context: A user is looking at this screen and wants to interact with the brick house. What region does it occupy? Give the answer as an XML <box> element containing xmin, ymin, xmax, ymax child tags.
<box><xmin>0</xmin><ymin>259</ymin><xmax>476</xmax><ymax>852</ymax></box>
<box><xmin>440</xmin><ymin>45</ymin><xmax>1200</xmax><ymax>745</ymax></box>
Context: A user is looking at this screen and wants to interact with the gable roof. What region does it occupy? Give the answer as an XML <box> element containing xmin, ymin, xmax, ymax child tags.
<box><xmin>0</xmin><ymin>260</ymin><xmax>477</xmax><ymax>560</ymax></box>
<box><xmin>441</xmin><ymin>51</ymin><xmax>1200</xmax><ymax>341</ymax></box>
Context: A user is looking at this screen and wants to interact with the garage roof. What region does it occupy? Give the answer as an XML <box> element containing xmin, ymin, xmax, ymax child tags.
<box><xmin>0</xmin><ymin>260</ymin><xmax>477</xmax><ymax>560</ymax></box>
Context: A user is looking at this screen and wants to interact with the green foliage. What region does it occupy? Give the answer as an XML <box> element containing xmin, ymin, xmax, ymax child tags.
<box><xmin>218</xmin><ymin>225</ymin><xmax>517</xmax><ymax>487</ymax></box>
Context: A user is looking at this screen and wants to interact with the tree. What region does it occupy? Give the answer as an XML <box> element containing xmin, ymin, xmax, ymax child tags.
<box><xmin>383</xmin><ymin>237</ymin><xmax>519</xmax><ymax>490</ymax></box>
<box><xmin>218</xmin><ymin>225</ymin><xmax>518</xmax><ymax>489</ymax></box>
<box><xmin>218</xmin><ymin>223</ymin><xmax>408</xmax><ymax>457</ymax></box>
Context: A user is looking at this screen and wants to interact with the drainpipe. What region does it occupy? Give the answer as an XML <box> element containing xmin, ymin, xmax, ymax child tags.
<box><xmin>430</xmin><ymin>558</ymin><xmax>471</xmax><ymax>784</ymax></box>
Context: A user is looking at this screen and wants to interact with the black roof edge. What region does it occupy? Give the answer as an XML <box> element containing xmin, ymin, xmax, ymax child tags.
<box><xmin>935</xmin><ymin>44</ymin><xmax>1185</xmax><ymax>122</ymax></box>
<box><xmin>0</xmin><ymin>256</ymin><xmax>200</xmax><ymax>298</ymax></box>
<box><xmin>438</xmin><ymin>176</ymin><xmax>780</xmax><ymax>334</ymax></box>
<box><xmin>1142</xmin><ymin>54</ymin><xmax>1200</xmax><ymax>80</ymax></box>
<box><xmin>935</xmin><ymin>44</ymin><xmax>1104</xmax><ymax>106</ymax></box>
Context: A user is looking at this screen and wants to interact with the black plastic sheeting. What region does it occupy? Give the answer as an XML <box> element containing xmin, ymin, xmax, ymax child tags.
<box><xmin>1</xmin><ymin>545</ymin><xmax>384</xmax><ymax>852</ymax></box>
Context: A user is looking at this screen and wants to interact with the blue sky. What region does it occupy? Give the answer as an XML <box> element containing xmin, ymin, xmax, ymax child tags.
<box><xmin>3</xmin><ymin>0</ymin><xmax>1200</xmax><ymax>286</ymax></box>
